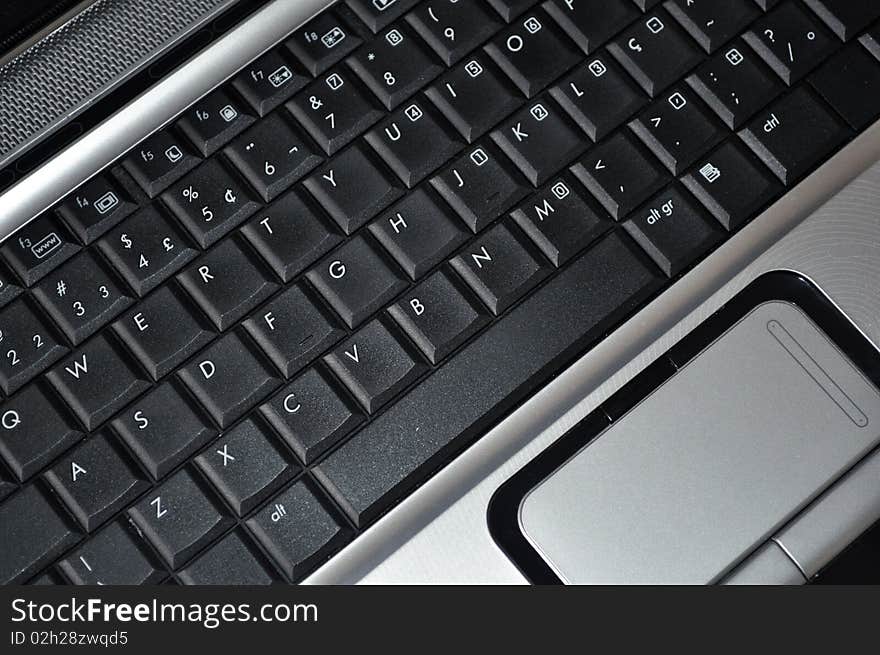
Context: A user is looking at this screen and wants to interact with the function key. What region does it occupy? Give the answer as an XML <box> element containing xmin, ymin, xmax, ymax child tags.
<box><xmin>231</xmin><ymin>49</ymin><xmax>309</xmax><ymax>117</ymax></box>
<box><xmin>407</xmin><ymin>0</ymin><xmax>502</xmax><ymax>65</ymax></box>
<box><xmin>56</xmin><ymin>174</ymin><xmax>137</xmax><ymax>244</ymax></box>
<box><xmin>803</xmin><ymin>0</ymin><xmax>880</xmax><ymax>42</ymax></box>
<box><xmin>542</xmin><ymin>0</ymin><xmax>640</xmax><ymax>54</ymax></box>
<box><xmin>809</xmin><ymin>43</ymin><xmax>880</xmax><ymax>131</ymax></box>
<box><xmin>122</xmin><ymin>129</ymin><xmax>200</xmax><ymax>198</ymax></box>
<box><xmin>346</xmin><ymin>0</ymin><xmax>420</xmax><ymax>33</ymax></box>
<box><xmin>286</xmin><ymin>9</ymin><xmax>363</xmax><ymax>75</ymax></box>
<box><xmin>0</xmin><ymin>298</ymin><xmax>67</xmax><ymax>395</ymax></box>
<box><xmin>1</xmin><ymin>214</ymin><xmax>80</xmax><ymax>286</ymax></box>
<box><xmin>486</xmin><ymin>0</ymin><xmax>535</xmax><ymax>23</ymax></box>
<box><xmin>58</xmin><ymin>522</ymin><xmax>165</xmax><ymax>585</ymax></box>
<box><xmin>177</xmin><ymin>89</ymin><xmax>255</xmax><ymax>157</ymax></box>
<box><xmin>665</xmin><ymin>0</ymin><xmax>760</xmax><ymax>53</ymax></box>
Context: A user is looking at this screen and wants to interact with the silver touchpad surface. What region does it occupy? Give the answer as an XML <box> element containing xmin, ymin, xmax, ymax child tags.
<box><xmin>519</xmin><ymin>301</ymin><xmax>880</xmax><ymax>584</ymax></box>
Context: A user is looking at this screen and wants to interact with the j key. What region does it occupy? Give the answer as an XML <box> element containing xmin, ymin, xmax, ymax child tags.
<box><xmin>44</xmin><ymin>432</ymin><xmax>148</xmax><ymax>531</ymax></box>
<box><xmin>451</xmin><ymin>221</ymin><xmax>551</xmax><ymax>315</ymax></box>
<box><xmin>740</xmin><ymin>87</ymin><xmax>848</xmax><ymax>185</ymax></box>
<box><xmin>542</xmin><ymin>0</ymin><xmax>640</xmax><ymax>54</ymax></box>
<box><xmin>803</xmin><ymin>0</ymin><xmax>880</xmax><ymax>41</ymax></box>
<box><xmin>346</xmin><ymin>0</ymin><xmax>420</xmax><ymax>32</ymax></box>
<box><xmin>57</xmin><ymin>175</ymin><xmax>137</xmax><ymax>244</ymax></box>
<box><xmin>303</xmin><ymin>142</ymin><xmax>404</xmax><ymax>234</ymax></box>
<box><xmin>743</xmin><ymin>3</ymin><xmax>837</xmax><ymax>85</ymax></box>
<box><xmin>286</xmin><ymin>9</ymin><xmax>362</xmax><ymax>75</ymax></box>
<box><xmin>179</xmin><ymin>531</ymin><xmax>274</xmax><ymax>585</ymax></box>
<box><xmin>246</xmin><ymin>480</ymin><xmax>351</xmax><ymax>581</ymax></box>
<box><xmin>195</xmin><ymin>418</ymin><xmax>296</xmax><ymax>516</ymax></box>
<box><xmin>487</xmin><ymin>0</ymin><xmax>535</xmax><ymax>22</ymax></box>
<box><xmin>492</xmin><ymin>97</ymin><xmax>587</xmax><ymax>186</ymax></box>
<box><xmin>365</xmin><ymin>99</ymin><xmax>463</xmax><ymax>188</ymax></box>
<box><xmin>324</xmin><ymin>317</ymin><xmax>427</xmax><ymax>413</ymax></box>
<box><xmin>368</xmin><ymin>187</ymin><xmax>469</xmax><ymax>279</ymax></box>
<box><xmin>111</xmin><ymin>381</ymin><xmax>216</xmax><ymax>480</ymax></box>
<box><xmin>306</xmin><ymin>235</ymin><xmax>407</xmax><ymax>328</ymax></box>
<box><xmin>260</xmin><ymin>367</ymin><xmax>364</xmax><ymax>464</ymax></box>
<box><xmin>485</xmin><ymin>10</ymin><xmax>581</xmax><ymax>98</ymax></box>
<box><xmin>511</xmin><ymin>174</ymin><xmax>611</xmax><ymax>266</ymax></box>
<box><xmin>407</xmin><ymin>0</ymin><xmax>502</xmax><ymax>65</ymax></box>
<box><xmin>231</xmin><ymin>49</ymin><xmax>309</xmax><ymax>117</ymax></box>
<box><xmin>0</xmin><ymin>299</ymin><xmax>67</xmax><ymax>395</ymax></box>
<box><xmin>388</xmin><ymin>269</ymin><xmax>489</xmax><ymax>364</ymax></box>
<box><xmin>128</xmin><ymin>468</ymin><xmax>234</xmax><ymax>569</ymax></box>
<box><xmin>122</xmin><ymin>129</ymin><xmax>200</xmax><ymax>197</ymax></box>
<box><xmin>347</xmin><ymin>22</ymin><xmax>444</xmax><ymax>110</ymax></box>
<box><xmin>33</xmin><ymin>251</ymin><xmax>134</xmax><ymax>345</ymax></box>
<box><xmin>430</xmin><ymin>143</ymin><xmax>530</xmax><ymax>233</ymax></box>
<box><xmin>177</xmin><ymin>238</ymin><xmax>278</xmax><ymax>331</ymax></box>
<box><xmin>243</xmin><ymin>284</ymin><xmax>345</xmax><ymax>379</ymax></box>
<box><xmin>47</xmin><ymin>335</ymin><xmax>150</xmax><ymax>431</ymax></box>
<box><xmin>665</xmin><ymin>0</ymin><xmax>759</xmax><ymax>53</ymax></box>
<box><xmin>810</xmin><ymin>44</ymin><xmax>880</xmax><ymax>131</ymax></box>
<box><xmin>623</xmin><ymin>185</ymin><xmax>723</xmax><ymax>276</ymax></box>
<box><xmin>608</xmin><ymin>10</ymin><xmax>703</xmax><ymax>97</ymax></box>
<box><xmin>111</xmin><ymin>285</ymin><xmax>214</xmax><ymax>381</ymax></box>
<box><xmin>682</xmin><ymin>140</ymin><xmax>783</xmax><ymax>231</ymax></box>
<box><xmin>98</xmin><ymin>206</ymin><xmax>198</xmax><ymax>296</ymax></box>
<box><xmin>0</xmin><ymin>264</ymin><xmax>22</xmax><ymax>308</ymax></box>
<box><xmin>225</xmin><ymin>113</ymin><xmax>323</xmax><ymax>202</ymax></box>
<box><xmin>0</xmin><ymin>384</ymin><xmax>82</xmax><ymax>481</ymax></box>
<box><xmin>570</xmin><ymin>130</ymin><xmax>669</xmax><ymax>220</ymax></box>
<box><xmin>0</xmin><ymin>485</ymin><xmax>80</xmax><ymax>584</ymax></box>
<box><xmin>425</xmin><ymin>54</ymin><xmax>523</xmax><ymax>143</ymax></box>
<box><xmin>287</xmin><ymin>68</ymin><xmax>385</xmax><ymax>155</ymax></box>
<box><xmin>177</xmin><ymin>89</ymin><xmax>255</xmax><ymax>157</ymax></box>
<box><xmin>177</xmin><ymin>331</ymin><xmax>280</xmax><ymax>428</ymax></box>
<box><xmin>1</xmin><ymin>213</ymin><xmax>80</xmax><ymax>286</ymax></box>
<box><xmin>550</xmin><ymin>55</ymin><xmax>648</xmax><ymax>141</ymax></box>
<box><xmin>58</xmin><ymin>522</ymin><xmax>165</xmax><ymax>585</ymax></box>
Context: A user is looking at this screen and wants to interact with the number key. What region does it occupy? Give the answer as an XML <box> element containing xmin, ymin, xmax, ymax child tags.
<box><xmin>286</xmin><ymin>9</ymin><xmax>362</xmax><ymax>75</ymax></box>
<box><xmin>0</xmin><ymin>299</ymin><xmax>67</xmax><ymax>395</ymax></box>
<box><xmin>407</xmin><ymin>1</ymin><xmax>503</xmax><ymax>65</ymax></box>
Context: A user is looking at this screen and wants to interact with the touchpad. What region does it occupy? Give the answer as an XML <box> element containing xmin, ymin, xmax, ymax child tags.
<box><xmin>517</xmin><ymin>301</ymin><xmax>880</xmax><ymax>584</ymax></box>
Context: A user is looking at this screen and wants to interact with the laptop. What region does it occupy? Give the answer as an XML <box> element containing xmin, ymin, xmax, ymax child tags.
<box><xmin>1</xmin><ymin>0</ymin><xmax>878</xmax><ymax>586</ymax></box>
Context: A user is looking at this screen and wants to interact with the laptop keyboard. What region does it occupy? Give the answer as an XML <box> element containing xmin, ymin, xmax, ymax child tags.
<box><xmin>2</xmin><ymin>0</ymin><xmax>880</xmax><ymax>585</ymax></box>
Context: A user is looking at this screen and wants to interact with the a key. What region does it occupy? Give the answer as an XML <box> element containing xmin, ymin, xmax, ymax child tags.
<box><xmin>56</xmin><ymin>174</ymin><xmax>137</xmax><ymax>244</ymax></box>
<box><xmin>44</xmin><ymin>432</ymin><xmax>148</xmax><ymax>532</ymax></box>
<box><xmin>740</xmin><ymin>86</ymin><xmax>849</xmax><ymax>184</ymax></box>
<box><xmin>177</xmin><ymin>89</ymin><xmax>255</xmax><ymax>157</ymax></box>
<box><xmin>177</xmin><ymin>238</ymin><xmax>279</xmax><ymax>331</ymax></box>
<box><xmin>425</xmin><ymin>53</ymin><xmax>523</xmax><ymax>143</ymax></box>
<box><xmin>111</xmin><ymin>381</ymin><xmax>216</xmax><ymax>480</ymax></box>
<box><xmin>0</xmin><ymin>485</ymin><xmax>80</xmax><ymax>584</ymax></box>
<box><xmin>810</xmin><ymin>44</ymin><xmax>880</xmax><ymax>131</ymax></box>
<box><xmin>485</xmin><ymin>10</ymin><xmax>581</xmax><ymax>98</ymax></box>
<box><xmin>608</xmin><ymin>9</ymin><xmax>704</xmax><ymax>97</ymax></box>
<box><xmin>487</xmin><ymin>0</ymin><xmax>535</xmax><ymax>22</ymax></box>
<box><xmin>303</xmin><ymin>142</ymin><xmax>404</xmax><ymax>234</ymax></box>
<box><xmin>407</xmin><ymin>0</ymin><xmax>502</xmax><ymax>65</ymax></box>
<box><xmin>98</xmin><ymin>206</ymin><xmax>199</xmax><ymax>297</ymax></box>
<box><xmin>543</xmin><ymin>0</ymin><xmax>640</xmax><ymax>54</ymax></box>
<box><xmin>306</xmin><ymin>235</ymin><xmax>407</xmax><ymax>329</ymax></box>
<box><xmin>243</xmin><ymin>284</ymin><xmax>345</xmax><ymax>379</ymax></box>
<box><xmin>286</xmin><ymin>9</ymin><xmax>362</xmax><ymax>75</ymax></box>
<box><xmin>430</xmin><ymin>142</ymin><xmax>530</xmax><ymax>232</ymax></box>
<box><xmin>365</xmin><ymin>99</ymin><xmax>463</xmax><ymax>188</ymax></box>
<box><xmin>368</xmin><ymin>187</ymin><xmax>469</xmax><ymax>279</ymax></box>
<box><xmin>570</xmin><ymin>130</ymin><xmax>669</xmax><ymax>220</ymax></box>
<box><xmin>388</xmin><ymin>269</ymin><xmax>489</xmax><ymax>364</ymax></box>
<box><xmin>0</xmin><ymin>384</ymin><xmax>82</xmax><ymax>481</ymax></box>
<box><xmin>1</xmin><ymin>213</ymin><xmax>80</xmax><ymax>286</ymax></box>
<box><xmin>803</xmin><ymin>0</ymin><xmax>880</xmax><ymax>42</ymax></box>
<box><xmin>492</xmin><ymin>96</ymin><xmax>587</xmax><ymax>186</ymax></box>
<box><xmin>0</xmin><ymin>298</ymin><xmax>67</xmax><ymax>395</ymax></box>
<box><xmin>346</xmin><ymin>0</ymin><xmax>420</xmax><ymax>32</ymax></box>
<box><xmin>195</xmin><ymin>418</ymin><xmax>296</xmax><ymax>516</ymax></box>
<box><xmin>58</xmin><ymin>521</ymin><xmax>165</xmax><ymax>585</ymax></box>
<box><xmin>177</xmin><ymin>331</ymin><xmax>280</xmax><ymax>428</ymax></box>
<box><xmin>0</xmin><ymin>263</ymin><xmax>23</xmax><ymax>308</ymax></box>
<box><xmin>550</xmin><ymin>54</ymin><xmax>648</xmax><ymax>141</ymax></box>
<box><xmin>128</xmin><ymin>468</ymin><xmax>234</xmax><ymax>569</ymax></box>
<box><xmin>246</xmin><ymin>479</ymin><xmax>351</xmax><ymax>581</ymax></box>
<box><xmin>122</xmin><ymin>129</ymin><xmax>200</xmax><ymax>197</ymax></box>
<box><xmin>232</xmin><ymin>49</ymin><xmax>309</xmax><ymax>117</ymax></box>
<box><xmin>179</xmin><ymin>531</ymin><xmax>275</xmax><ymax>585</ymax></box>
<box><xmin>665</xmin><ymin>0</ymin><xmax>760</xmax><ymax>53</ymax></box>
<box><xmin>260</xmin><ymin>367</ymin><xmax>364</xmax><ymax>464</ymax></box>
<box><xmin>623</xmin><ymin>184</ymin><xmax>723</xmax><ymax>276</ymax></box>
<box><xmin>347</xmin><ymin>22</ymin><xmax>444</xmax><ymax>110</ymax></box>
<box><xmin>33</xmin><ymin>251</ymin><xmax>134</xmax><ymax>345</ymax></box>
<box><xmin>225</xmin><ymin>113</ymin><xmax>323</xmax><ymax>202</ymax></box>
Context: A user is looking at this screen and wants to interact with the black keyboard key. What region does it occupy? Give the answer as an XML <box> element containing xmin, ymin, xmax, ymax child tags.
<box><xmin>543</xmin><ymin>0</ymin><xmax>639</xmax><ymax>54</ymax></box>
<box><xmin>485</xmin><ymin>10</ymin><xmax>581</xmax><ymax>97</ymax></box>
<box><xmin>122</xmin><ymin>129</ymin><xmax>200</xmax><ymax>197</ymax></box>
<box><xmin>178</xmin><ymin>332</ymin><xmax>280</xmax><ymax>428</ymax></box>
<box><xmin>430</xmin><ymin>143</ymin><xmax>530</xmax><ymax>233</ymax></box>
<box><xmin>633</xmin><ymin>0</ymin><xmax>663</xmax><ymax>9</ymax></box>
<box><xmin>303</xmin><ymin>142</ymin><xmax>404</xmax><ymax>234</ymax></box>
<box><xmin>111</xmin><ymin>381</ymin><xmax>216</xmax><ymax>480</ymax></box>
<box><xmin>0</xmin><ymin>264</ymin><xmax>22</xmax><ymax>308</ymax></box>
<box><xmin>177</xmin><ymin>89</ymin><xmax>256</xmax><ymax>157</ymax></box>
<box><xmin>487</xmin><ymin>0</ymin><xmax>535</xmax><ymax>22</ymax></box>
<box><xmin>0</xmin><ymin>485</ymin><xmax>80</xmax><ymax>584</ymax></box>
<box><xmin>232</xmin><ymin>49</ymin><xmax>309</xmax><ymax>117</ymax></box>
<box><xmin>0</xmin><ymin>384</ymin><xmax>82</xmax><ymax>481</ymax></box>
<box><xmin>59</xmin><ymin>521</ymin><xmax>165</xmax><ymax>585</ymax></box>
<box><xmin>246</xmin><ymin>480</ymin><xmax>351</xmax><ymax>581</ymax></box>
<box><xmin>128</xmin><ymin>468</ymin><xmax>233</xmax><ymax>569</ymax></box>
<box><xmin>260</xmin><ymin>368</ymin><xmax>364</xmax><ymax>464</ymax></box>
<box><xmin>346</xmin><ymin>0</ymin><xmax>420</xmax><ymax>32</ymax></box>
<box><xmin>286</xmin><ymin>9</ymin><xmax>362</xmax><ymax>75</ymax></box>
<box><xmin>550</xmin><ymin>54</ymin><xmax>648</xmax><ymax>141</ymax></box>
<box><xmin>0</xmin><ymin>469</ymin><xmax>13</xmax><ymax>501</ymax></box>
<box><xmin>1</xmin><ymin>214</ymin><xmax>80</xmax><ymax>286</ymax></box>
<box><xmin>407</xmin><ymin>0</ymin><xmax>502</xmax><ymax>65</ymax></box>
<box><xmin>179</xmin><ymin>531</ymin><xmax>274</xmax><ymax>585</ymax></box>
<box><xmin>754</xmin><ymin>0</ymin><xmax>782</xmax><ymax>9</ymax></box>
<box><xmin>608</xmin><ymin>9</ymin><xmax>703</xmax><ymax>97</ymax></box>
<box><xmin>810</xmin><ymin>44</ymin><xmax>880</xmax><ymax>131</ymax></box>
<box><xmin>666</xmin><ymin>0</ymin><xmax>760</xmax><ymax>53</ymax></box>
<box><xmin>388</xmin><ymin>269</ymin><xmax>489</xmax><ymax>364</ymax></box>
<box><xmin>306</xmin><ymin>235</ymin><xmax>407</xmax><ymax>328</ymax></box>
<box><xmin>44</xmin><ymin>432</ymin><xmax>148</xmax><ymax>531</ymax></box>
<box><xmin>803</xmin><ymin>0</ymin><xmax>880</xmax><ymax>41</ymax></box>
<box><xmin>57</xmin><ymin>175</ymin><xmax>137</xmax><ymax>244</ymax></box>
<box><xmin>740</xmin><ymin>87</ymin><xmax>848</xmax><ymax>184</ymax></box>
<box><xmin>0</xmin><ymin>299</ymin><xmax>67</xmax><ymax>395</ymax></box>
<box><xmin>347</xmin><ymin>22</ymin><xmax>444</xmax><ymax>110</ymax></box>
<box><xmin>862</xmin><ymin>23</ymin><xmax>880</xmax><ymax>60</ymax></box>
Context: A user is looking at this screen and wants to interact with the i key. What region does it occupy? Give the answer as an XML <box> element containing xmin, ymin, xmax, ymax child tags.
<box><xmin>0</xmin><ymin>299</ymin><xmax>67</xmax><ymax>395</ymax></box>
<box><xmin>407</xmin><ymin>0</ymin><xmax>503</xmax><ymax>65</ymax></box>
